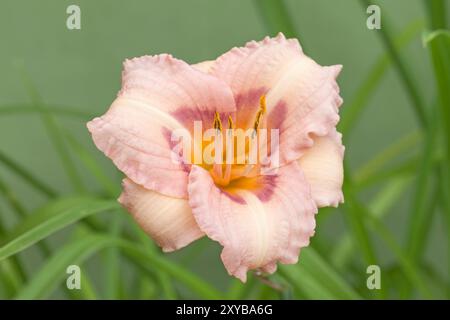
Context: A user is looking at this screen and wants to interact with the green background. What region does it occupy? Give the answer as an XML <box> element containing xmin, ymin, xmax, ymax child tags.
<box><xmin>0</xmin><ymin>0</ymin><xmax>449</xmax><ymax>299</ymax></box>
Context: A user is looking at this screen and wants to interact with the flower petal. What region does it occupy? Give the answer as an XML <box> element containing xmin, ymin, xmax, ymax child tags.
<box><xmin>298</xmin><ymin>128</ymin><xmax>345</xmax><ymax>208</ymax></box>
<box><xmin>87</xmin><ymin>54</ymin><xmax>236</xmax><ymax>198</ymax></box>
<box><xmin>188</xmin><ymin>162</ymin><xmax>317</xmax><ymax>282</ymax></box>
<box><xmin>118</xmin><ymin>178</ymin><xmax>204</xmax><ymax>252</ymax></box>
<box><xmin>211</xmin><ymin>33</ymin><xmax>343</xmax><ymax>164</ymax></box>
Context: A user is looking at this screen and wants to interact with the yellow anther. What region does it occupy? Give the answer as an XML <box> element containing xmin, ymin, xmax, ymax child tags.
<box><xmin>253</xmin><ymin>110</ymin><xmax>263</xmax><ymax>131</ymax></box>
<box><xmin>259</xmin><ymin>94</ymin><xmax>267</xmax><ymax>114</ymax></box>
<box><xmin>213</xmin><ymin>111</ymin><xmax>222</xmax><ymax>131</ymax></box>
<box><xmin>228</xmin><ymin>115</ymin><xmax>234</xmax><ymax>129</ymax></box>
<box><xmin>252</xmin><ymin>95</ymin><xmax>267</xmax><ymax>133</ymax></box>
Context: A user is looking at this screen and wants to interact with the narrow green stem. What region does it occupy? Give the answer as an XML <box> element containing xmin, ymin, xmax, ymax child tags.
<box><xmin>0</xmin><ymin>175</ymin><xmax>26</xmax><ymax>218</ymax></box>
<box><xmin>253</xmin><ymin>0</ymin><xmax>299</xmax><ymax>40</ymax></box>
<box><xmin>343</xmin><ymin>165</ymin><xmax>378</xmax><ymax>266</ymax></box>
<box><xmin>359</xmin><ymin>0</ymin><xmax>428</xmax><ymax>128</ymax></box>
<box><xmin>424</xmin><ymin>29</ymin><xmax>450</xmax><ymax>298</ymax></box>
<box><xmin>103</xmin><ymin>213</ymin><xmax>122</xmax><ymax>300</ymax></box>
<box><xmin>0</xmin><ymin>214</ymin><xmax>27</xmax><ymax>289</ymax></box>
<box><xmin>438</xmin><ymin>163</ymin><xmax>450</xmax><ymax>298</ymax></box>
<box><xmin>339</xmin><ymin>20</ymin><xmax>424</xmax><ymax>136</ymax></box>
<box><xmin>353</xmin><ymin>130</ymin><xmax>421</xmax><ymax>184</ymax></box>
<box><xmin>0</xmin><ymin>150</ymin><xmax>57</xmax><ymax>198</ymax></box>
<box><xmin>64</xmin><ymin>132</ymin><xmax>119</xmax><ymax>197</ymax></box>
<box><xmin>406</xmin><ymin>107</ymin><xmax>440</xmax><ymax>261</ymax></box>
<box><xmin>16</xmin><ymin>62</ymin><xmax>85</xmax><ymax>193</ymax></box>
<box><xmin>365</xmin><ymin>213</ymin><xmax>433</xmax><ymax>298</ymax></box>
<box><xmin>126</xmin><ymin>215</ymin><xmax>178</xmax><ymax>299</ymax></box>
<box><xmin>424</xmin><ymin>0</ymin><xmax>447</xmax><ymax>29</ymax></box>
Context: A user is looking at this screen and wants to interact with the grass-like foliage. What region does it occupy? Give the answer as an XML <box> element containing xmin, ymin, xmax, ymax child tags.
<box><xmin>0</xmin><ymin>0</ymin><xmax>448</xmax><ymax>299</ymax></box>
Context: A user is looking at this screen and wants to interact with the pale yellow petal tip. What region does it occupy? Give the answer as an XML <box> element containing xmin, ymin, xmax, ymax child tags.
<box><xmin>119</xmin><ymin>178</ymin><xmax>204</xmax><ymax>253</ymax></box>
<box><xmin>333</xmin><ymin>64</ymin><xmax>343</xmax><ymax>77</ymax></box>
<box><xmin>192</xmin><ymin>60</ymin><xmax>214</xmax><ymax>73</ymax></box>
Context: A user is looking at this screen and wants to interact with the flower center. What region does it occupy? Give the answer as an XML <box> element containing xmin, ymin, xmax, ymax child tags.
<box><xmin>209</xmin><ymin>95</ymin><xmax>267</xmax><ymax>187</ymax></box>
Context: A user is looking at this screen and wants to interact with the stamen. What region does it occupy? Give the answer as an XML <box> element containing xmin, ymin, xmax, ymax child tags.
<box><xmin>227</xmin><ymin>115</ymin><xmax>234</xmax><ymax>130</ymax></box>
<box><xmin>210</xmin><ymin>97</ymin><xmax>267</xmax><ymax>186</ymax></box>
<box><xmin>248</xmin><ymin>95</ymin><xmax>267</xmax><ymax>169</ymax></box>
<box><xmin>259</xmin><ymin>94</ymin><xmax>267</xmax><ymax>114</ymax></box>
<box><xmin>252</xmin><ymin>94</ymin><xmax>267</xmax><ymax>137</ymax></box>
<box><xmin>211</xmin><ymin>111</ymin><xmax>225</xmax><ymax>185</ymax></box>
<box><xmin>253</xmin><ymin>111</ymin><xmax>263</xmax><ymax>132</ymax></box>
<box><xmin>213</xmin><ymin>111</ymin><xmax>222</xmax><ymax>132</ymax></box>
<box><xmin>221</xmin><ymin>115</ymin><xmax>235</xmax><ymax>185</ymax></box>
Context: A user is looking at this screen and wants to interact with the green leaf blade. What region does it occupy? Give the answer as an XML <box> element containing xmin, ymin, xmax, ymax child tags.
<box><xmin>0</xmin><ymin>197</ymin><xmax>119</xmax><ymax>261</ymax></box>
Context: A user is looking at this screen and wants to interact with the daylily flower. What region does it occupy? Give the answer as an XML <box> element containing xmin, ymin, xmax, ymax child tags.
<box><xmin>87</xmin><ymin>33</ymin><xmax>344</xmax><ymax>282</ymax></box>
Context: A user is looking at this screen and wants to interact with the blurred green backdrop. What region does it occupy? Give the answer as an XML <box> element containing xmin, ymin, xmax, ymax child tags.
<box><xmin>0</xmin><ymin>0</ymin><xmax>449</xmax><ymax>299</ymax></box>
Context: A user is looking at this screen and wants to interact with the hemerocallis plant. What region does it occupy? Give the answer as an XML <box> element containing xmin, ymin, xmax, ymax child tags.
<box><xmin>87</xmin><ymin>33</ymin><xmax>344</xmax><ymax>282</ymax></box>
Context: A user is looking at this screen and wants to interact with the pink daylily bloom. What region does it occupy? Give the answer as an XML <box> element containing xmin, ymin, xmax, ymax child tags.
<box><xmin>87</xmin><ymin>33</ymin><xmax>344</xmax><ymax>282</ymax></box>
